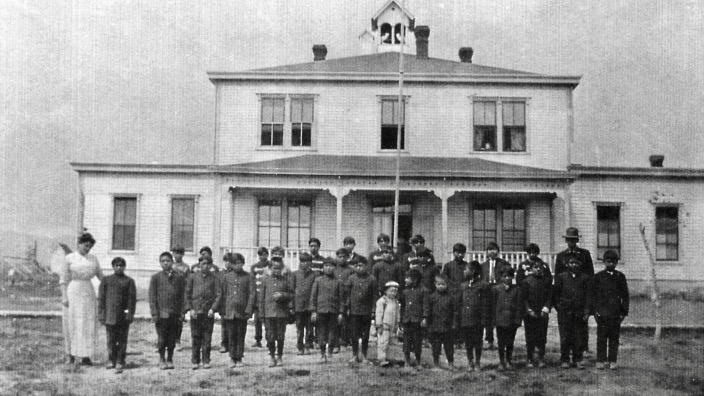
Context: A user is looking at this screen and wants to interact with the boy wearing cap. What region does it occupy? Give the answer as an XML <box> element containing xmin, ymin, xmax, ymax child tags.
<box><xmin>310</xmin><ymin>258</ymin><xmax>345</xmax><ymax>363</ymax></box>
<box><xmin>291</xmin><ymin>253</ymin><xmax>317</xmax><ymax>355</ymax></box>
<box><xmin>220</xmin><ymin>252</ymin><xmax>255</xmax><ymax>368</ymax></box>
<box><xmin>376</xmin><ymin>281</ymin><xmax>400</xmax><ymax>368</ymax></box>
<box><xmin>98</xmin><ymin>257</ymin><xmax>137</xmax><ymax>374</ymax></box>
<box><xmin>347</xmin><ymin>259</ymin><xmax>377</xmax><ymax>364</ymax></box>
<box><xmin>480</xmin><ymin>242</ymin><xmax>512</xmax><ymax>350</ymax></box>
<box><xmin>553</xmin><ymin>257</ymin><xmax>591</xmax><ymax>369</ymax></box>
<box><xmin>591</xmin><ymin>250</ymin><xmax>629</xmax><ymax>370</ymax></box>
<box><xmin>259</xmin><ymin>258</ymin><xmax>293</xmax><ymax>367</ymax></box>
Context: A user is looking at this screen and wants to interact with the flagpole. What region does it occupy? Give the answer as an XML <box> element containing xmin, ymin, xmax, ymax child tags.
<box><xmin>393</xmin><ymin>2</ymin><xmax>406</xmax><ymax>254</ymax></box>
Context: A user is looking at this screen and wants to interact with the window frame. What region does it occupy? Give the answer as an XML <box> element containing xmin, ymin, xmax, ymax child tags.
<box><xmin>110</xmin><ymin>194</ymin><xmax>140</xmax><ymax>253</ymax></box>
<box><xmin>655</xmin><ymin>205</ymin><xmax>679</xmax><ymax>262</ymax></box>
<box><xmin>169</xmin><ymin>195</ymin><xmax>199</xmax><ymax>253</ymax></box>
<box><xmin>469</xmin><ymin>200</ymin><xmax>528</xmax><ymax>252</ymax></box>
<box><xmin>470</xmin><ymin>96</ymin><xmax>530</xmax><ymax>154</ymax></box>
<box><xmin>377</xmin><ymin>95</ymin><xmax>411</xmax><ymax>152</ymax></box>
<box><xmin>256</xmin><ymin>196</ymin><xmax>314</xmax><ymax>249</ymax></box>
<box><xmin>594</xmin><ymin>202</ymin><xmax>622</xmax><ymax>262</ymax></box>
<box><xmin>257</xmin><ymin>94</ymin><xmax>318</xmax><ymax>151</ymax></box>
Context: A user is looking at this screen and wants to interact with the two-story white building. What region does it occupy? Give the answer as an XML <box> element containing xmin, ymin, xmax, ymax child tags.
<box><xmin>72</xmin><ymin>1</ymin><xmax>704</xmax><ymax>292</ymax></box>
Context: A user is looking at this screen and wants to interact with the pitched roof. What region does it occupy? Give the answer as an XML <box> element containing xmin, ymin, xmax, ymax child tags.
<box><xmin>213</xmin><ymin>155</ymin><xmax>573</xmax><ymax>180</ymax></box>
<box><xmin>242</xmin><ymin>52</ymin><xmax>535</xmax><ymax>75</ymax></box>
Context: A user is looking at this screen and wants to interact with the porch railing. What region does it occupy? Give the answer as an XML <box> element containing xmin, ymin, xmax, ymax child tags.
<box><xmin>221</xmin><ymin>246</ymin><xmax>556</xmax><ymax>273</ymax></box>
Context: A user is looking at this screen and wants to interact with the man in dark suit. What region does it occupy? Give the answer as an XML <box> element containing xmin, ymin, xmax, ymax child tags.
<box><xmin>480</xmin><ymin>242</ymin><xmax>512</xmax><ymax>349</ymax></box>
<box><xmin>554</xmin><ymin>227</ymin><xmax>594</xmax><ymax>355</ymax></box>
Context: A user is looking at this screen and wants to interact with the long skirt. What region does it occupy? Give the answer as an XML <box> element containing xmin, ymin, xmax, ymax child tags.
<box><xmin>66</xmin><ymin>279</ymin><xmax>98</xmax><ymax>357</ymax></box>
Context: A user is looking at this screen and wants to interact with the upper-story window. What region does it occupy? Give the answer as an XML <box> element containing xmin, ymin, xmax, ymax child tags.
<box><xmin>473</xmin><ymin>98</ymin><xmax>527</xmax><ymax>153</ymax></box>
<box><xmin>259</xmin><ymin>94</ymin><xmax>316</xmax><ymax>149</ymax></box>
<box><xmin>380</xmin><ymin>98</ymin><xmax>406</xmax><ymax>150</ymax></box>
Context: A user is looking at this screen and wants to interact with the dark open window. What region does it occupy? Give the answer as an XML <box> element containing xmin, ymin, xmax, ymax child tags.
<box><xmin>502</xmin><ymin>102</ymin><xmax>526</xmax><ymax>152</ymax></box>
<box><xmin>291</xmin><ymin>98</ymin><xmax>313</xmax><ymax>147</ymax></box>
<box><xmin>473</xmin><ymin>101</ymin><xmax>496</xmax><ymax>151</ymax></box>
<box><xmin>381</xmin><ymin>99</ymin><xmax>405</xmax><ymax>150</ymax></box>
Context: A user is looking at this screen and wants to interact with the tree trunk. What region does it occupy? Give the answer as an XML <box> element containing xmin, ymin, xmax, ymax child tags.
<box><xmin>639</xmin><ymin>223</ymin><xmax>662</xmax><ymax>341</ymax></box>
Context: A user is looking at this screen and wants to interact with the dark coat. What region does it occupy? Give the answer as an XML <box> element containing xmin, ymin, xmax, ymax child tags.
<box><xmin>149</xmin><ymin>270</ymin><xmax>186</xmax><ymax>318</ymax></box>
<box><xmin>291</xmin><ymin>269</ymin><xmax>317</xmax><ymax>312</ymax></box>
<box><xmin>591</xmin><ymin>269</ymin><xmax>629</xmax><ymax>318</ymax></box>
<box><xmin>220</xmin><ymin>270</ymin><xmax>255</xmax><ymax>320</ymax></box>
<box><xmin>400</xmin><ymin>285</ymin><xmax>429</xmax><ymax>324</ymax></box>
<box><xmin>516</xmin><ymin>257</ymin><xmax>552</xmax><ymax>284</ymax></box>
<box><xmin>403</xmin><ymin>250</ymin><xmax>436</xmax><ymax>275</ymax></box>
<box><xmin>310</xmin><ymin>254</ymin><xmax>325</xmax><ymax>276</ymax></box>
<box><xmin>347</xmin><ymin>273</ymin><xmax>377</xmax><ymax>316</ymax></box>
<box><xmin>426</xmin><ymin>290</ymin><xmax>458</xmax><ymax>332</ymax></box>
<box><xmin>258</xmin><ymin>274</ymin><xmax>293</xmax><ymax>318</ymax></box>
<box><xmin>184</xmin><ymin>271</ymin><xmax>222</xmax><ymax>314</ymax></box>
<box><xmin>491</xmin><ymin>284</ymin><xmax>523</xmax><ymax>328</ymax></box>
<box><xmin>481</xmin><ymin>257</ymin><xmax>512</xmax><ymax>284</ymax></box>
<box><xmin>553</xmin><ymin>272</ymin><xmax>591</xmax><ymax>315</ymax></box>
<box><xmin>441</xmin><ymin>259</ymin><xmax>469</xmax><ymax>291</ymax></box>
<box><xmin>372</xmin><ymin>260</ymin><xmax>403</xmax><ymax>295</ymax></box>
<box><xmin>554</xmin><ymin>247</ymin><xmax>594</xmax><ymax>277</ymax></box>
<box><xmin>309</xmin><ymin>274</ymin><xmax>345</xmax><ymax>314</ymax></box>
<box><xmin>522</xmin><ymin>273</ymin><xmax>553</xmax><ymax>315</ymax></box>
<box><xmin>98</xmin><ymin>274</ymin><xmax>137</xmax><ymax>325</ymax></box>
<box><xmin>457</xmin><ymin>280</ymin><xmax>491</xmax><ymax>328</ymax></box>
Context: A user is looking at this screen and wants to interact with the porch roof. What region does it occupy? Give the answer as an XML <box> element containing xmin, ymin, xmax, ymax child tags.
<box><xmin>213</xmin><ymin>155</ymin><xmax>574</xmax><ymax>180</ymax></box>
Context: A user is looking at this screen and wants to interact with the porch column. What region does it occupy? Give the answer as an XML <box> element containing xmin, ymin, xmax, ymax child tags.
<box><xmin>432</xmin><ymin>188</ymin><xmax>457</xmax><ymax>263</ymax></box>
<box><xmin>329</xmin><ymin>187</ymin><xmax>351</xmax><ymax>247</ymax></box>
<box><xmin>212</xmin><ymin>176</ymin><xmax>223</xmax><ymax>263</ymax></box>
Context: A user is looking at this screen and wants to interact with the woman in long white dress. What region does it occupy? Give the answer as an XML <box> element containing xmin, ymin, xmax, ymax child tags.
<box><xmin>60</xmin><ymin>233</ymin><xmax>103</xmax><ymax>365</ymax></box>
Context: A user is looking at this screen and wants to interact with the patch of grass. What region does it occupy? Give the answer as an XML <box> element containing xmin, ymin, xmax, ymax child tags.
<box><xmin>653</xmin><ymin>371</ymin><xmax>704</xmax><ymax>395</ymax></box>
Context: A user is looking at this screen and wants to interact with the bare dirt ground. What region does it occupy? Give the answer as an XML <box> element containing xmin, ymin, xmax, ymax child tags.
<box><xmin>1</xmin><ymin>316</ymin><xmax>703</xmax><ymax>396</ymax></box>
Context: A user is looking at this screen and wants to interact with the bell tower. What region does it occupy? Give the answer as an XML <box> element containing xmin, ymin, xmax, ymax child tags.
<box><xmin>371</xmin><ymin>0</ymin><xmax>415</xmax><ymax>54</ymax></box>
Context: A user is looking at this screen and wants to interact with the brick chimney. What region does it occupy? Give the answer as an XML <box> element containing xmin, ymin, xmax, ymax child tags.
<box><xmin>649</xmin><ymin>155</ymin><xmax>664</xmax><ymax>167</ymax></box>
<box><xmin>312</xmin><ymin>45</ymin><xmax>327</xmax><ymax>61</ymax></box>
<box><xmin>414</xmin><ymin>26</ymin><xmax>430</xmax><ymax>58</ymax></box>
<box><xmin>459</xmin><ymin>47</ymin><xmax>473</xmax><ymax>63</ymax></box>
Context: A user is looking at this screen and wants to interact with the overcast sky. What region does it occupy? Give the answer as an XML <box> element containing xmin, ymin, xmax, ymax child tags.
<box><xmin>1</xmin><ymin>0</ymin><xmax>703</xmax><ymax>241</ymax></box>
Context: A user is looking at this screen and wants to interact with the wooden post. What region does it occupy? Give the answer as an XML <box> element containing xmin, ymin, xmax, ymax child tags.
<box><xmin>639</xmin><ymin>223</ymin><xmax>662</xmax><ymax>341</ymax></box>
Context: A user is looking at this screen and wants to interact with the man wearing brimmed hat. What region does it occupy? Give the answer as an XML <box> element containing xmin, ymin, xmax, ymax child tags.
<box><xmin>554</xmin><ymin>227</ymin><xmax>594</xmax><ymax>277</ymax></box>
<box><xmin>554</xmin><ymin>227</ymin><xmax>595</xmax><ymax>357</ymax></box>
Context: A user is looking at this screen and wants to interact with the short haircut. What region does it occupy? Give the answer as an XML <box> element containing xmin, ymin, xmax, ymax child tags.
<box><xmin>323</xmin><ymin>257</ymin><xmax>335</xmax><ymax>266</ymax></box>
<box><xmin>270</xmin><ymin>256</ymin><xmax>283</xmax><ymax>264</ymax></box>
<box><xmin>468</xmin><ymin>260</ymin><xmax>482</xmax><ymax>274</ymax></box>
<box><xmin>406</xmin><ymin>269</ymin><xmax>422</xmax><ymax>282</ymax></box>
<box><xmin>308</xmin><ymin>238</ymin><xmax>321</xmax><ymax>247</ymax></box>
<box><xmin>231</xmin><ymin>253</ymin><xmax>245</xmax><ymax>264</ymax></box>
<box><xmin>78</xmin><ymin>232</ymin><xmax>96</xmax><ymax>246</ymax></box>
<box><xmin>160</xmin><ymin>251</ymin><xmax>174</xmax><ymax>261</ymax></box>
<box><xmin>171</xmin><ymin>245</ymin><xmax>185</xmax><ymax>254</ymax></box>
<box><xmin>223</xmin><ymin>252</ymin><xmax>244</xmax><ymax>264</ymax></box>
<box><xmin>434</xmin><ymin>274</ymin><xmax>448</xmax><ymax>283</ymax></box>
<box><xmin>486</xmin><ymin>242</ymin><xmax>500</xmax><ymax>251</ymax></box>
<box><xmin>502</xmin><ymin>267</ymin><xmax>515</xmax><ymax>278</ymax></box>
<box><xmin>199</xmin><ymin>246</ymin><xmax>213</xmax><ymax>255</ymax></box>
<box><xmin>343</xmin><ymin>236</ymin><xmax>356</xmax><ymax>245</ymax></box>
<box><xmin>453</xmin><ymin>243</ymin><xmax>467</xmax><ymax>253</ymax></box>
<box><xmin>257</xmin><ymin>247</ymin><xmax>269</xmax><ymax>256</ymax></box>
<box><xmin>416</xmin><ymin>246</ymin><xmax>432</xmax><ymax>257</ymax></box>
<box><xmin>410</xmin><ymin>234</ymin><xmax>425</xmax><ymax>244</ymax></box>
<box><xmin>603</xmin><ymin>250</ymin><xmax>619</xmax><ymax>262</ymax></box>
<box><xmin>271</xmin><ymin>246</ymin><xmax>285</xmax><ymax>256</ymax></box>
<box><xmin>377</xmin><ymin>233</ymin><xmax>390</xmax><ymax>243</ymax></box>
<box><xmin>299</xmin><ymin>252</ymin><xmax>312</xmax><ymax>262</ymax></box>
<box><xmin>525</xmin><ymin>243</ymin><xmax>541</xmax><ymax>255</ymax></box>
<box><xmin>335</xmin><ymin>247</ymin><xmax>348</xmax><ymax>256</ymax></box>
<box><xmin>111</xmin><ymin>257</ymin><xmax>126</xmax><ymax>267</ymax></box>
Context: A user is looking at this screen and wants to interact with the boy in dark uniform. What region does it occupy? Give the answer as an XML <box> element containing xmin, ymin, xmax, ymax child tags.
<box><xmin>400</xmin><ymin>269</ymin><xmax>429</xmax><ymax>369</ymax></box>
<box><xmin>403</xmin><ymin>234</ymin><xmax>435</xmax><ymax>276</ymax></box>
<box><xmin>149</xmin><ymin>252</ymin><xmax>186</xmax><ymax>369</ymax></box>
<box><xmin>372</xmin><ymin>246</ymin><xmax>402</xmax><ymax>297</ymax></box>
<box><xmin>343</xmin><ymin>236</ymin><xmax>368</xmax><ymax>267</ymax></box>
<box><xmin>441</xmin><ymin>243</ymin><xmax>469</xmax><ymax>292</ymax></box>
<box><xmin>98</xmin><ymin>257</ymin><xmax>136</xmax><ymax>374</ymax></box>
<box><xmin>491</xmin><ymin>268</ymin><xmax>523</xmax><ymax>371</ymax></box>
<box><xmin>523</xmin><ymin>260</ymin><xmax>553</xmax><ymax>368</ymax></box>
<box><xmin>220</xmin><ymin>253</ymin><xmax>255</xmax><ymax>369</ymax></box>
<box><xmin>553</xmin><ymin>257</ymin><xmax>591</xmax><ymax>369</ymax></box>
<box><xmin>414</xmin><ymin>246</ymin><xmax>441</xmax><ymax>293</ymax></box>
<box><xmin>184</xmin><ymin>256</ymin><xmax>221</xmax><ymax>369</ymax></box>
<box><xmin>308</xmin><ymin>238</ymin><xmax>325</xmax><ymax>276</ymax></box>
<box><xmin>516</xmin><ymin>243</ymin><xmax>552</xmax><ymax>284</ymax></box>
<box><xmin>171</xmin><ymin>245</ymin><xmax>190</xmax><ymax>352</ymax></box>
<box><xmin>347</xmin><ymin>259</ymin><xmax>377</xmax><ymax>364</ymax></box>
<box><xmin>426</xmin><ymin>275</ymin><xmax>458</xmax><ymax>371</ymax></box>
<box><xmin>250</xmin><ymin>247</ymin><xmax>269</xmax><ymax>348</ymax></box>
<box><xmin>368</xmin><ymin>233</ymin><xmax>391</xmax><ymax>266</ymax></box>
<box><xmin>310</xmin><ymin>258</ymin><xmax>345</xmax><ymax>363</ymax></box>
<box><xmin>480</xmin><ymin>242</ymin><xmax>512</xmax><ymax>350</ymax></box>
<box><xmin>458</xmin><ymin>261</ymin><xmax>491</xmax><ymax>372</ymax></box>
<box><xmin>259</xmin><ymin>257</ymin><xmax>293</xmax><ymax>367</ymax></box>
<box><xmin>291</xmin><ymin>253</ymin><xmax>317</xmax><ymax>355</ymax></box>
<box><xmin>334</xmin><ymin>248</ymin><xmax>355</xmax><ymax>352</ymax></box>
<box><xmin>591</xmin><ymin>250</ymin><xmax>629</xmax><ymax>370</ymax></box>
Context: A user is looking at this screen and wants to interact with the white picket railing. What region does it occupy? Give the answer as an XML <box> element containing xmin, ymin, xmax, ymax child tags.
<box><xmin>220</xmin><ymin>246</ymin><xmax>556</xmax><ymax>273</ymax></box>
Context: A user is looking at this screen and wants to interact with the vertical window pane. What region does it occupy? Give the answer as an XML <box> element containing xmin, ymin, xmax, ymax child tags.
<box><xmin>474</xmin><ymin>101</ymin><xmax>496</xmax><ymax>151</ymax></box>
<box><xmin>302</xmin><ymin>99</ymin><xmax>313</xmax><ymax>123</ymax></box>
<box><xmin>258</xmin><ymin>201</ymin><xmax>282</xmax><ymax>247</ymax></box>
<box><xmin>472</xmin><ymin>207</ymin><xmax>497</xmax><ymax>251</ymax></box>
<box><xmin>113</xmin><ymin>197</ymin><xmax>137</xmax><ymax>251</ymax></box>
<box><xmin>381</xmin><ymin>99</ymin><xmax>405</xmax><ymax>150</ymax></box>
<box><xmin>287</xmin><ymin>201</ymin><xmax>311</xmax><ymax>248</ymax></box>
<box><xmin>171</xmin><ymin>198</ymin><xmax>195</xmax><ymax>252</ymax></box>
<box><xmin>597</xmin><ymin>206</ymin><xmax>621</xmax><ymax>260</ymax></box>
<box><xmin>656</xmin><ymin>207</ymin><xmax>678</xmax><ymax>261</ymax></box>
<box><xmin>291</xmin><ymin>99</ymin><xmax>302</xmax><ymax>123</ymax></box>
<box><xmin>502</xmin><ymin>207</ymin><xmax>526</xmax><ymax>252</ymax></box>
<box><xmin>261</xmin><ymin>98</ymin><xmax>284</xmax><ymax>146</ymax></box>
